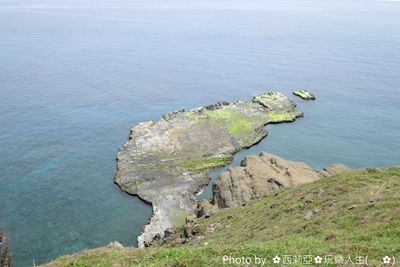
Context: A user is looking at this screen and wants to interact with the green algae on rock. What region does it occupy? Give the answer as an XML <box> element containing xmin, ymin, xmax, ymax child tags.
<box><xmin>292</xmin><ymin>90</ymin><xmax>316</xmax><ymax>100</ymax></box>
<box><xmin>114</xmin><ymin>92</ymin><xmax>303</xmax><ymax>247</ymax></box>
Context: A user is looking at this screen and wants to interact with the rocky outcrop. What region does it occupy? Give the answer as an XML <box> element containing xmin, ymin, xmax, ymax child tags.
<box><xmin>0</xmin><ymin>230</ymin><xmax>11</xmax><ymax>267</ymax></box>
<box><xmin>1</xmin><ymin>247</ymin><xmax>11</xmax><ymax>267</ymax></box>
<box><xmin>196</xmin><ymin>199</ymin><xmax>218</xmax><ymax>218</ymax></box>
<box><xmin>114</xmin><ymin>92</ymin><xmax>303</xmax><ymax>247</ymax></box>
<box><xmin>292</xmin><ymin>90</ymin><xmax>316</xmax><ymax>100</ymax></box>
<box><xmin>107</xmin><ymin>241</ymin><xmax>124</xmax><ymax>249</ymax></box>
<box><xmin>211</xmin><ymin>152</ymin><xmax>350</xmax><ymax>208</ymax></box>
<box><xmin>319</xmin><ymin>163</ymin><xmax>351</xmax><ymax>177</ymax></box>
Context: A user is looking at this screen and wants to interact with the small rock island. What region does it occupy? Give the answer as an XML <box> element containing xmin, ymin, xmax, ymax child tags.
<box><xmin>115</xmin><ymin>92</ymin><xmax>303</xmax><ymax>247</ymax></box>
<box><xmin>293</xmin><ymin>90</ymin><xmax>316</xmax><ymax>100</ymax></box>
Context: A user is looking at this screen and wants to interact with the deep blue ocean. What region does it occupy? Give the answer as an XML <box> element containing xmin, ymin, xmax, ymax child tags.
<box><xmin>0</xmin><ymin>0</ymin><xmax>399</xmax><ymax>265</ymax></box>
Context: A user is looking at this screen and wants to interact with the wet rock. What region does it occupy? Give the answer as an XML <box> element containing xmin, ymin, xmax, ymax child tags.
<box><xmin>292</xmin><ymin>90</ymin><xmax>316</xmax><ymax>100</ymax></box>
<box><xmin>114</xmin><ymin>92</ymin><xmax>303</xmax><ymax>247</ymax></box>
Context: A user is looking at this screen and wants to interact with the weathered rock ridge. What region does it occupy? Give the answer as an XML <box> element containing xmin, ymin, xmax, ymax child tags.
<box><xmin>114</xmin><ymin>92</ymin><xmax>303</xmax><ymax>247</ymax></box>
<box><xmin>211</xmin><ymin>152</ymin><xmax>351</xmax><ymax>208</ymax></box>
<box><xmin>292</xmin><ymin>90</ymin><xmax>316</xmax><ymax>100</ymax></box>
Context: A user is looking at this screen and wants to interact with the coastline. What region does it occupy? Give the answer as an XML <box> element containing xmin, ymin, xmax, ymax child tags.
<box><xmin>42</xmin><ymin>163</ymin><xmax>400</xmax><ymax>266</ymax></box>
<box><xmin>114</xmin><ymin>91</ymin><xmax>303</xmax><ymax>247</ymax></box>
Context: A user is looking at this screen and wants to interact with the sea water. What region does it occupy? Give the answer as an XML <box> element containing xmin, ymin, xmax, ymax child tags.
<box><xmin>0</xmin><ymin>0</ymin><xmax>399</xmax><ymax>265</ymax></box>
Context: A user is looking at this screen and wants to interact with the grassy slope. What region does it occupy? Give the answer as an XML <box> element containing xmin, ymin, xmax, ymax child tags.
<box><xmin>43</xmin><ymin>167</ymin><xmax>400</xmax><ymax>267</ymax></box>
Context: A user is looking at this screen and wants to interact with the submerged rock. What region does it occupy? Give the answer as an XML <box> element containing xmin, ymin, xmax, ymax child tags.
<box><xmin>292</xmin><ymin>90</ymin><xmax>316</xmax><ymax>100</ymax></box>
<box><xmin>114</xmin><ymin>92</ymin><xmax>303</xmax><ymax>247</ymax></box>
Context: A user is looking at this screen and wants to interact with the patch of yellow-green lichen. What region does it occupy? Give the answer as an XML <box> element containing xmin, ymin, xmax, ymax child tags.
<box><xmin>268</xmin><ymin>112</ymin><xmax>303</xmax><ymax>123</ymax></box>
<box><xmin>185</xmin><ymin>106</ymin><xmax>262</xmax><ymax>139</ymax></box>
<box><xmin>178</xmin><ymin>155</ymin><xmax>233</xmax><ymax>172</ymax></box>
<box><xmin>203</xmin><ymin>106</ymin><xmax>257</xmax><ymax>138</ymax></box>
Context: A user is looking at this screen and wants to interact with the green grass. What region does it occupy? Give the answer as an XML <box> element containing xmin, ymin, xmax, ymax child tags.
<box><xmin>178</xmin><ymin>155</ymin><xmax>233</xmax><ymax>172</ymax></box>
<box><xmin>268</xmin><ymin>111</ymin><xmax>303</xmax><ymax>123</ymax></box>
<box><xmin>43</xmin><ymin>167</ymin><xmax>400</xmax><ymax>267</ymax></box>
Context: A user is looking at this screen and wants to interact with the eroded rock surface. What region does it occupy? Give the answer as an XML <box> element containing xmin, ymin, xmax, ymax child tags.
<box><xmin>114</xmin><ymin>92</ymin><xmax>303</xmax><ymax>247</ymax></box>
<box><xmin>211</xmin><ymin>152</ymin><xmax>350</xmax><ymax>208</ymax></box>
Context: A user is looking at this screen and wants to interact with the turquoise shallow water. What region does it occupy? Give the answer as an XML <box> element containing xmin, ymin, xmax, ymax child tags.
<box><xmin>0</xmin><ymin>0</ymin><xmax>399</xmax><ymax>265</ymax></box>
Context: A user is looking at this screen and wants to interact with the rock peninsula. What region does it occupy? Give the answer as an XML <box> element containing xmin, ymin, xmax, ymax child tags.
<box><xmin>114</xmin><ymin>92</ymin><xmax>303</xmax><ymax>247</ymax></box>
